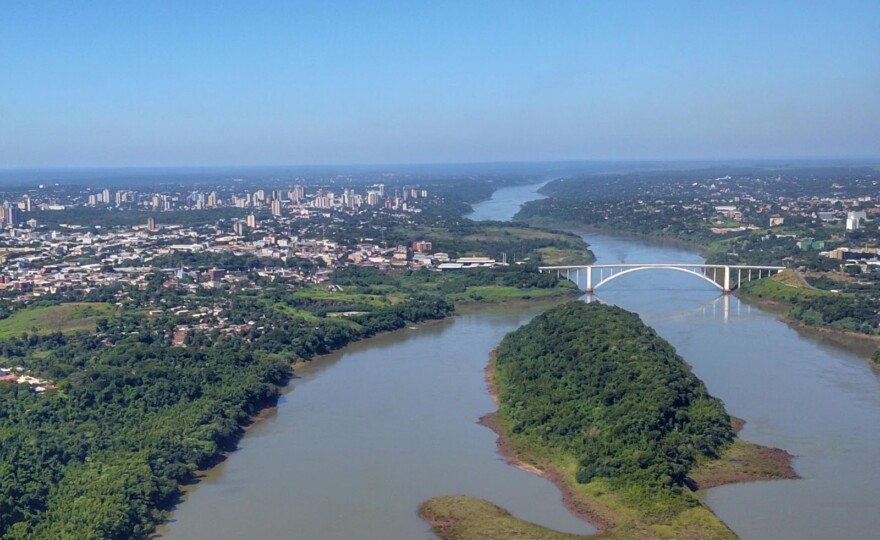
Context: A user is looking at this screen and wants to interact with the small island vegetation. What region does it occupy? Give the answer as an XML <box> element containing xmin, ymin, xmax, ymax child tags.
<box><xmin>421</xmin><ymin>301</ymin><xmax>796</xmax><ymax>539</ymax></box>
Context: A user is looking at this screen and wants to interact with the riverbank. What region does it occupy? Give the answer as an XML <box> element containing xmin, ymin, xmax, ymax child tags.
<box><xmin>739</xmin><ymin>293</ymin><xmax>880</xmax><ymax>344</ymax></box>
<box><xmin>733</xmin><ymin>271</ymin><xmax>880</xmax><ymax>361</ymax></box>
<box><xmin>156</xmin><ymin>291</ymin><xmax>579</xmax><ymax>537</ymax></box>
<box><xmin>523</xmin><ymin>218</ymin><xmax>710</xmax><ymax>258</ymax></box>
<box><xmin>420</xmin><ymin>347</ymin><xmax>798</xmax><ymax>540</ymax></box>
<box><xmin>532</xmin><ymin>216</ymin><xmax>880</xmax><ymax>358</ymax></box>
<box><xmin>478</xmin><ymin>353</ymin><xmax>614</xmax><ymax>531</ymax></box>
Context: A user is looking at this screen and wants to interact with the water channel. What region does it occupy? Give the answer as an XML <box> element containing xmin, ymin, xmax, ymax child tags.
<box><xmin>161</xmin><ymin>182</ymin><xmax>880</xmax><ymax>539</ymax></box>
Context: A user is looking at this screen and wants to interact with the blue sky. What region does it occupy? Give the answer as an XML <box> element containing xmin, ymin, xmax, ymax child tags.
<box><xmin>2</xmin><ymin>0</ymin><xmax>879</xmax><ymax>167</ymax></box>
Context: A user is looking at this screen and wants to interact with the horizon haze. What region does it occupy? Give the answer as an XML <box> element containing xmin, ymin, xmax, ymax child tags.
<box><xmin>2</xmin><ymin>0</ymin><xmax>879</xmax><ymax>167</ymax></box>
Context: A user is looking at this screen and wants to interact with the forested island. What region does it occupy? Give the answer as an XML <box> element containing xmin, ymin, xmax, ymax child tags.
<box><xmin>420</xmin><ymin>302</ymin><xmax>796</xmax><ymax>539</ymax></box>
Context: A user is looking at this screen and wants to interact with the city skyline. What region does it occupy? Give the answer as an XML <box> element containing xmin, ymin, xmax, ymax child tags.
<box><xmin>3</xmin><ymin>0</ymin><xmax>879</xmax><ymax>167</ymax></box>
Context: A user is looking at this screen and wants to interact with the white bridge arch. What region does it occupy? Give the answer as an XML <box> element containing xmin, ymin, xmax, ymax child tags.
<box><xmin>539</xmin><ymin>263</ymin><xmax>785</xmax><ymax>293</ymax></box>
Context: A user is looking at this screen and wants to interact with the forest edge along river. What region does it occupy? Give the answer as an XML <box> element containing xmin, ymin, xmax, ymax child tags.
<box><xmin>159</xmin><ymin>182</ymin><xmax>880</xmax><ymax>540</ymax></box>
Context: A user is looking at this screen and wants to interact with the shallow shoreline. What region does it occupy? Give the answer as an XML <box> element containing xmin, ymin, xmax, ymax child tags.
<box><xmin>465</xmin><ymin>349</ymin><xmax>798</xmax><ymax>538</ymax></box>
<box><xmin>480</xmin><ymin>352</ymin><xmax>613</xmax><ymax>531</ymax></box>
<box><xmin>154</xmin><ymin>293</ymin><xmax>577</xmax><ymax>537</ymax></box>
<box><xmin>735</xmin><ymin>293</ymin><xmax>880</xmax><ymax>361</ymax></box>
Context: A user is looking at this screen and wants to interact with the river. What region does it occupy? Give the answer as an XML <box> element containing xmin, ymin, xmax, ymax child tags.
<box><xmin>160</xmin><ymin>182</ymin><xmax>880</xmax><ymax>540</ymax></box>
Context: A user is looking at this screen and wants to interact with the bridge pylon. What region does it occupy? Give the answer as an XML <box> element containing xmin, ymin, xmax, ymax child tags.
<box><xmin>723</xmin><ymin>266</ymin><xmax>730</xmax><ymax>293</ymax></box>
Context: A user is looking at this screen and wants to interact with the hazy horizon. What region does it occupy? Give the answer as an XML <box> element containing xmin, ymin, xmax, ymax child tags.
<box><xmin>3</xmin><ymin>1</ymin><xmax>879</xmax><ymax>167</ymax></box>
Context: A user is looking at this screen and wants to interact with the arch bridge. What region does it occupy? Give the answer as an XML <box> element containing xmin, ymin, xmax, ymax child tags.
<box><xmin>538</xmin><ymin>263</ymin><xmax>786</xmax><ymax>293</ymax></box>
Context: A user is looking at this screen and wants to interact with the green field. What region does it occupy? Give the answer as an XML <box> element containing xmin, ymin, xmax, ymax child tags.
<box><xmin>738</xmin><ymin>270</ymin><xmax>832</xmax><ymax>303</ymax></box>
<box><xmin>536</xmin><ymin>246</ymin><xmax>594</xmax><ymax>265</ymax></box>
<box><xmin>448</xmin><ymin>283</ymin><xmax>579</xmax><ymax>303</ymax></box>
<box><xmin>462</xmin><ymin>225</ymin><xmax>573</xmax><ymax>242</ymax></box>
<box><xmin>289</xmin><ymin>289</ymin><xmax>398</xmax><ymax>306</ymax></box>
<box><xmin>0</xmin><ymin>303</ymin><xmax>115</xmax><ymax>337</ymax></box>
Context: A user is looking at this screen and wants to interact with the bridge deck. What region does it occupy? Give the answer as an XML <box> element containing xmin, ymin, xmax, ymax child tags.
<box><xmin>539</xmin><ymin>263</ymin><xmax>786</xmax><ymax>294</ymax></box>
<box><xmin>539</xmin><ymin>263</ymin><xmax>786</xmax><ymax>270</ymax></box>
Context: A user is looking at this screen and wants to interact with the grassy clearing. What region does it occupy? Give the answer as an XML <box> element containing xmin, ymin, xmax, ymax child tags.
<box><xmin>419</xmin><ymin>496</ymin><xmax>590</xmax><ymax>540</ymax></box>
<box><xmin>738</xmin><ymin>270</ymin><xmax>832</xmax><ymax>303</ymax></box>
<box><xmin>537</xmin><ymin>246</ymin><xmax>594</xmax><ymax>265</ymax></box>
<box><xmin>271</xmin><ymin>304</ymin><xmax>322</xmax><ymax>323</ymax></box>
<box><xmin>290</xmin><ymin>289</ymin><xmax>393</xmax><ymax>307</ymax></box>
<box><xmin>689</xmin><ymin>439</ymin><xmax>797</xmax><ymax>490</ymax></box>
<box><xmin>448</xmin><ymin>283</ymin><xmax>579</xmax><ymax>303</ymax></box>
<box><xmin>0</xmin><ymin>303</ymin><xmax>115</xmax><ymax>337</ymax></box>
<box><xmin>462</xmin><ymin>226</ymin><xmax>571</xmax><ymax>242</ymax></box>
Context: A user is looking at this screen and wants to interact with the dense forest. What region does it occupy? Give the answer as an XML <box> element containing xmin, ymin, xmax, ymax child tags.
<box><xmin>494</xmin><ymin>302</ymin><xmax>733</xmax><ymax>493</ymax></box>
<box><xmin>0</xmin><ymin>292</ymin><xmax>452</xmax><ymax>538</ymax></box>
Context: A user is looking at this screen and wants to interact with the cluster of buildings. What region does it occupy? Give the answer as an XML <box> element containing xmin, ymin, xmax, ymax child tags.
<box><xmin>6</xmin><ymin>183</ymin><xmax>430</xmax><ymax>218</ymax></box>
<box><xmin>0</xmin><ymin>366</ymin><xmax>57</xmax><ymax>392</ymax></box>
<box><xmin>0</xmin><ymin>181</ymin><xmax>497</xmax><ymax>307</ymax></box>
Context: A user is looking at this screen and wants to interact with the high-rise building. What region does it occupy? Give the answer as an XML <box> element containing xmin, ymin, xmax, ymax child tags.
<box><xmin>291</xmin><ymin>185</ymin><xmax>305</xmax><ymax>203</ymax></box>
<box><xmin>102</xmin><ymin>189</ymin><xmax>111</xmax><ymax>204</ymax></box>
<box><xmin>846</xmin><ymin>211</ymin><xmax>866</xmax><ymax>231</ymax></box>
<box><xmin>247</xmin><ymin>214</ymin><xmax>257</xmax><ymax>228</ymax></box>
<box><xmin>2</xmin><ymin>204</ymin><xmax>21</xmax><ymax>227</ymax></box>
<box><xmin>271</xmin><ymin>198</ymin><xmax>282</xmax><ymax>217</ymax></box>
<box><xmin>147</xmin><ymin>217</ymin><xmax>156</xmax><ymax>231</ymax></box>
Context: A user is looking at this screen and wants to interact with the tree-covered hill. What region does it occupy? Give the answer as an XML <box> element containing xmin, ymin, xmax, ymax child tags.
<box><xmin>495</xmin><ymin>301</ymin><xmax>733</xmax><ymax>491</ymax></box>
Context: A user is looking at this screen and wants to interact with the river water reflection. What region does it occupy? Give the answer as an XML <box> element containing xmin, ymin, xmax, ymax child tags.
<box><xmin>162</xmin><ymin>183</ymin><xmax>880</xmax><ymax>540</ymax></box>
